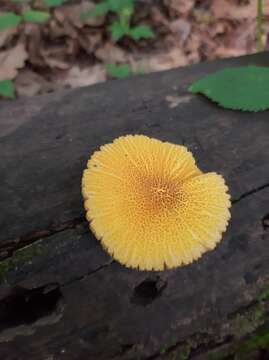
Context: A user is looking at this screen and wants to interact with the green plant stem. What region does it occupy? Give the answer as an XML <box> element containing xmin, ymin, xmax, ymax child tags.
<box><xmin>256</xmin><ymin>0</ymin><xmax>263</xmax><ymax>51</ymax></box>
<box><xmin>119</xmin><ymin>6</ymin><xmax>132</xmax><ymax>32</ymax></box>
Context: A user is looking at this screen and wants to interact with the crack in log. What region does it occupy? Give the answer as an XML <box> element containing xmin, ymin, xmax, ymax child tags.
<box><xmin>0</xmin><ymin>283</ymin><xmax>64</xmax><ymax>343</ymax></box>
<box><xmin>144</xmin><ymin>288</ymin><xmax>269</xmax><ymax>360</ymax></box>
<box><xmin>0</xmin><ymin>217</ymin><xmax>86</xmax><ymax>260</ymax></box>
<box><xmin>111</xmin><ymin>343</ymin><xmax>135</xmax><ymax>359</ymax></box>
<box><xmin>143</xmin><ymin>333</ymin><xmax>233</xmax><ymax>360</ymax></box>
<box><xmin>262</xmin><ymin>214</ymin><xmax>269</xmax><ymax>230</ymax></box>
<box><xmin>1</xmin><ymin>181</ymin><xmax>269</xmax><ymax>262</ymax></box>
<box><xmin>232</xmin><ymin>182</ymin><xmax>269</xmax><ymax>204</ymax></box>
<box><xmin>145</xmin><ymin>327</ymin><xmax>249</xmax><ymax>360</ymax></box>
<box><xmin>62</xmin><ymin>259</ymin><xmax>115</xmax><ymax>288</ymax></box>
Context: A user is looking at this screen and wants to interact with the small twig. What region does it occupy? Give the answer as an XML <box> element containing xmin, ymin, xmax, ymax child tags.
<box><xmin>256</xmin><ymin>0</ymin><xmax>263</xmax><ymax>51</ymax></box>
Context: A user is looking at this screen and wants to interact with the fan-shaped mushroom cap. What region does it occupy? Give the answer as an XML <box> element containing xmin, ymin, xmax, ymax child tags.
<box><xmin>82</xmin><ymin>135</ymin><xmax>231</xmax><ymax>271</ymax></box>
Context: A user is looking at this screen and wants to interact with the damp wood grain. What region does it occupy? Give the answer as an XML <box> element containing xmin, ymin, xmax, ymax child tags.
<box><xmin>0</xmin><ymin>52</ymin><xmax>269</xmax><ymax>360</ymax></box>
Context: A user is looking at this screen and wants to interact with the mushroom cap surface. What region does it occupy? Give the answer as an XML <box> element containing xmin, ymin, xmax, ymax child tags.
<box><xmin>82</xmin><ymin>135</ymin><xmax>231</xmax><ymax>270</ymax></box>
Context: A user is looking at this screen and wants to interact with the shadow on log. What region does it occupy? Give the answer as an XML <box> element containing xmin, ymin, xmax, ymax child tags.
<box><xmin>0</xmin><ymin>52</ymin><xmax>269</xmax><ymax>359</ymax></box>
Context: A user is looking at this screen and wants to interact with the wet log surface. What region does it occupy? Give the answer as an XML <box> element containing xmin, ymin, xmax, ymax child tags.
<box><xmin>0</xmin><ymin>52</ymin><xmax>269</xmax><ymax>360</ymax></box>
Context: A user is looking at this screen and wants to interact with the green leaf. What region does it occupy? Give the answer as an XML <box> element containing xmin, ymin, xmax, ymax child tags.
<box><xmin>43</xmin><ymin>0</ymin><xmax>66</xmax><ymax>7</ymax></box>
<box><xmin>0</xmin><ymin>12</ymin><xmax>22</xmax><ymax>31</ymax></box>
<box><xmin>257</xmin><ymin>288</ymin><xmax>269</xmax><ymax>302</ymax></box>
<box><xmin>189</xmin><ymin>66</ymin><xmax>269</xmax><ymax>112</ymax></box>
<box><xmin>0</xmin><ymin>80</ymin><xmax>15</xmax><ymax>98</ymax></box>
<box><xmin>22</xmin><ymin>10</ymin><xmax>50</xmax><ymax>23</ymax></box>
<box><xmin>129</xmin><ymin>25</ymin><xmax>154</xmax><ymax>40</ymax></box>
<box><xmin>108</xmin><ymin>0</ymin><xmax>133</xmax><ymax>12</ymax></box>
<box><xmin>106</xmin><ymin>64</ymin><xmax>131</xmax><ymax>79</ymax></box>
<box><xmin>81</xmin><ymin>2</ymin><xmax>109</xmax><ymax>20</ymax></box>
<box><xmin>109</xmin><ymin>21</ymin><xmax>129</xmax><ymax>41</ymax></box>
<box><xmin>81</xmin><ymin>0</ymin><xmax>133</xmax><ymax>21</ymax></box>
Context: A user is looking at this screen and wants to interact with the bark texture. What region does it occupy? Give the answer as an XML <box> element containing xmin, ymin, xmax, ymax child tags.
<box><xmin>0</xmin><ymin>52</ymin><xmax>269</xmax><ymax>360</ymax></box>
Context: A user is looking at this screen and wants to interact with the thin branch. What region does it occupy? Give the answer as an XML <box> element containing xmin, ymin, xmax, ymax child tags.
<box><xmin>256</xmin><ymin>0</ymin><xmax>263</xmax><ymax>51</ymax></box>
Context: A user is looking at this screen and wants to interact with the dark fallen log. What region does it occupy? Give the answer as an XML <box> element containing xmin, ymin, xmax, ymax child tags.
<box><xmin>0</xmin><ymin>52</ymin><xmax>269</xmax><ymax>360</ymax></box>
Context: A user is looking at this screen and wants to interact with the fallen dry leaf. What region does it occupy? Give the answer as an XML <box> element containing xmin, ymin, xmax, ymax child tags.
<box><xmin>228</xmin><ymin>20</ymin><xmax>256</xmax><ymax>52</ymax></box>
<box><xmin>47</xmin><ymin>17</ymin><xmax>77</xmax><ymax>40</ymax></box>
<box><xmin>164</xmin><ymin>0</ymin><xmax>195</xmax><ymax>16</ymax></box>
<box><xmin>80</xmin><ymin>1</ymin><xmax>106</xmax><ymax>27</ymax></box>
<box><xmin>207</xmin><ymin>22</ymin><xmax>227</xmax><ymax>38</ymax></box>
<box><xmin>61</xmin><ymin>64</ymin><xmax>106</xmax><ymax>88</ymax></box>
<box><xmin>0</xmin><ymin>27</ymin><xmax>18</xmax><ymax>49</ymax></box>
<box><xmin>15</xmin><ymin>69</ymin><xmax>47</xmax><ymax>97</ymax></box>
<box><xmin>40</xmin><ymin>43</ymin><xmax>71</xmax><ymax>70</ymax></box>
<box><xmin>25</xmin><ymin>24</ymin><xmax>45</xmax><ymax>67</ymax></box>
<box><xmin>43</xmin><ymin>57</ymin><xmax>70</xmax><ymax>70</ymax></box>
<box><xmin>0</xmin><ymin>0</ymin><xmax>268</xmax><ymax>100</ymax></box>
<box><xmin>184</xmin><ymin>32</ymin><xmax>201</xmax><ymax>63</ymax></box>
<box><xmin>210</xmin><ymin>0</ymin><xmax>269</xmax><ymax>20</ymax></box>
<box><xmin>130</xmin><ymin>46</ymin><xmax>188</xmax><ymax>73</ymax></box>
<box><xmin>170</xmin><ymin>19</ymin><xmax>191</xmax><ymax>44</ymax></box>
<box><xmin>78</xmin><ymin>30</ymin><xmax>102</xmax><ymax>54</ymax></box>
<box><xmin>95</xmin><ymin>42</ymin><xmax>127</xmax><ymax>63</ymax></box>
<box><xmin>0</xmin><ymin>43</ymin><xmax>28</xmax><ymax>81</ymax></box>
<box><xmin>165</xmin><ymin>94</ymin><xmax>192</xmax><ymax>108</ymax></box>
<box><xmin>150</xmin><ymin>7</ymin><xmax>170</xmax><ymax>28</ymax></box>
<box><xmin>55</xmin><ymin>1</ymin><xmax>105</xmax><ymax>29</ymax></box>
<box><xmin>214</xmin><ymin>46</ymin><xmax>249</xmax><ymax>59</ymax></box>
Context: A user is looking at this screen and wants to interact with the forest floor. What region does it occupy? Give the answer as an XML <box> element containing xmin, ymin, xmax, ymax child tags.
<box><xmin>1</xmin><ymin>0</ymin><xmax>269</xmax><ymax>98</ymax></box>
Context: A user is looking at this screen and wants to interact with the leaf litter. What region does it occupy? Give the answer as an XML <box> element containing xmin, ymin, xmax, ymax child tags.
<box><xmin>0</xmin><ymin>0</ymin><xmax>268</xmax><ymax>98</ymax></box>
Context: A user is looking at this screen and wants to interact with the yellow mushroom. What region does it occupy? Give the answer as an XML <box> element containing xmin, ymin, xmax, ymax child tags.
<box><xmin>82</xmin><ymin>135</ymin><xmax>231</xmax><ymax>271</ymax></box>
